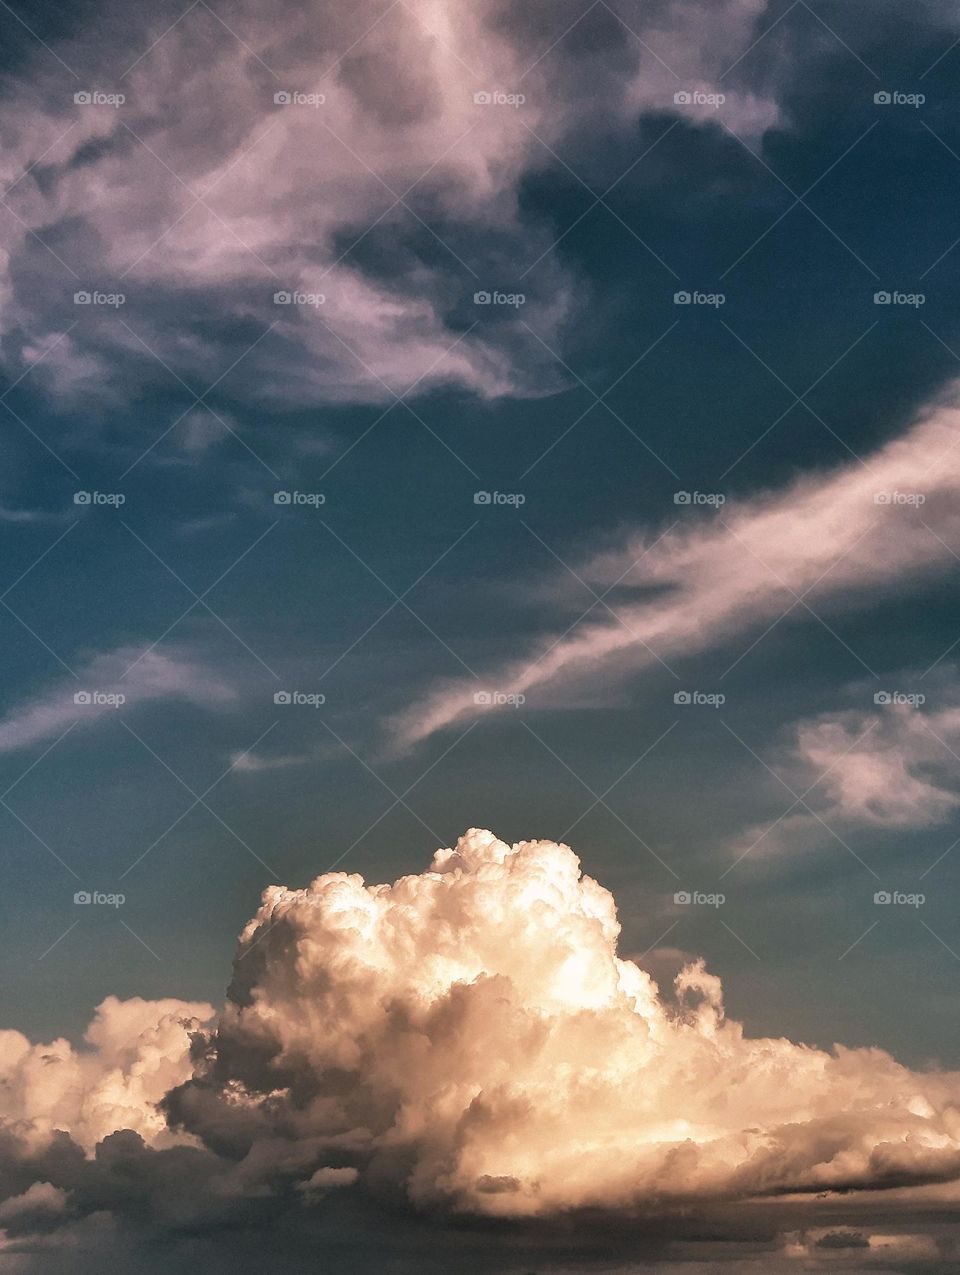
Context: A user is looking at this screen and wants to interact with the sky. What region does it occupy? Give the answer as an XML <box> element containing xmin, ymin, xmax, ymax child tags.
<box><xmin>2</xmin><ymin>0</ymin><xmax>960</xmax><ymax>1270</ymax></box>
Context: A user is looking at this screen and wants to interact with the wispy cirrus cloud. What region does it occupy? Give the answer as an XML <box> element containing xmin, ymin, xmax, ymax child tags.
<box><xmin>0</xmin><ymin>645</ymin><xmax>236</xmax><ymax>755</ymax></box>
<box><xmin>0</xmin><ymin>0</ymin><xmax>784</xmax><ymax>417</ymax></box>
<box><xmin>0</xmin><ymin>504</ymin><xmax>69</xmax><ymax>524</ymax></box>
<box><xmin>391</xmin><ymin>387</ymin><xmax>960</xmax><ymax>748</ymax></box>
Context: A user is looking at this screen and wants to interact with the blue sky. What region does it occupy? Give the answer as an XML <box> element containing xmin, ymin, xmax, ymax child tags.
<box><xmin>5</xmin><ymin>0</ymin><xmax>960</xmax><ymax>1056</ymax></box>
<box><xmin>3</xmin><ymin>1</ymin><xmax>960</xmax><ymax>1268</ymax></box>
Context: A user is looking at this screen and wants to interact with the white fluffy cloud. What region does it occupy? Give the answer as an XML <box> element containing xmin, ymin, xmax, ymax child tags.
<box><xmin>158</xmin><ymin>829</ymin><xmax>960</xmax><ymax>1216</ymax></box>
<box><xmin>3</xmin><ymin>825</ymin><xmax>960</xmax><ymax>1269</ymax></box>
<box><xmin>0</xmin><ymin>995</ymin><xmax>213</xmax><ymax>1155</ymax></box>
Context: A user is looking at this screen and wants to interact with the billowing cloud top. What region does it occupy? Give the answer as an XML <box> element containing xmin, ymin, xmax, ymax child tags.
<box><xmin>5</xmin><ymin>827</ymin><xmax>960</xmax><ymax>1274</ymax></box>
<box><xmin>154</xmin><ymin>829</ymin><xmax>960</xmax><ymax>1216</ymax></box>
<box><xmin>0</xmin><ymin>995</ymin><xmax>213</xmax><ymax>1155</ymax></box>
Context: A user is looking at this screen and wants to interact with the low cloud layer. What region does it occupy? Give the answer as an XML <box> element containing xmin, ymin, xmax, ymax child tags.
<box><xmin>7</xmin><ymin>831</ymin><xmax>958</xmax><ymax>1208</ymax></box>
<box><xmin>6</xmin><ymin>828</ymin><xmax>960</xmax><ymax>1259</ymax></box>
<box><xmin>166</xmin><ymin>829</ymin><xmax>960</xmax><ymax>1214</ymax></box>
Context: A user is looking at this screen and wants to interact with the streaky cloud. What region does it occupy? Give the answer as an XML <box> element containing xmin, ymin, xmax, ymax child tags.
<box><xmin>392</xmin><ymin>388</ymin><xmax>960</xmax><ymax>749</ymax></box>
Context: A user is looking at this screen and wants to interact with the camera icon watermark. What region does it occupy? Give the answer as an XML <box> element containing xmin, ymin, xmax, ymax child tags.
<box><xmin>873</xmin><ymin>90</ymin><xmax>924</xmax><ymax>107</ymax></box>
<box><xmin>673</xmin><ymin>690</ymin><xmax>725</xmax><ymax>707</ymax></box>
<box><xmin>473</xmin><ymin>289</ymin><xmax>525</xmax><ymax>307</ymax></box>
<box><xmin>74</xmin><ymin>491</ymin><xmax>126</xmax><ymax>506</ymax></box>
<box><xmin>873</xmin><ymin>290</ymin><xmax>924</xmax><ymax>307</ymax></box>
<box><xmin>273</xmin><ymin>490</ymin><xmax>325</xmax><ymax>506</ymax></box>
<box><xmin>74</xmin><ymin>290</ymin><xmax>125</xmax><ymax>307</ymax></box>
<box><xmin>273</xmin><ymin>290</ymin><xmax>325</xmax><ymax>307</ymax></box>
<box><xmin>873</xmin><ymin>690</ymin><xmax>925</xmax><ymax>707</ymax></box>
<box><xmin>273</xmin><ymin>90</ymin><xmax>325</xmax><ymax>107</ymax></box>
<box><xmin>673</xmin><ymin>290</ymin><xmax>725</xmax><ymax>307</ymax></box>
<box><xmin>273</xmin><ymin>690</ymin><xmax>325</xmax><ymax>706</ymax></box>
<box><xmin>473</xmin><ymin>490</ymin><xmax>525</xmax><ymax>506</ymax></box>
<box><xmin>74</xmin><ymin>889</ymin><xmax>125</xmax><ymax>907</ymax></box>
<box><xmin>873</xmin><ymin>490</ymin><xmax>925</xmax><ymax>505</ymax></box>
<box><xmin>673</xmin><ymin>89</ymin><xmax>724</xmax><ymax>109</ymax></box>
<box><xmin>74</xmin><ymin>690</ymin><xmax>125</xmax><ymax>707</ymax></box>
<box><xmin>673</xmin><ymin>491</ymin><xmax>725</xmax><ymax>506</ymax></box>
<box><xmin>74</xmin><ymin>90</ymin><xmax>125</xmax><ymax>107</ymax></box>
<box><xmin>473</xmin><ymin>89</ymin><xmax>525</xmax><ymax>107</ymax></box>
<box><xmin>473</xmin><ymin>690</ymin><xmax>525</xmax><ymax>707</ymax></box>
<box><xmin>674</xmin><ymin>889</ymin><xmax>725</xmax><ymax>907</ymax></box>
<box><xmin>873</xmin><ymin>889</ymin><xmax>924</xmax><ymax>907</ymax></box>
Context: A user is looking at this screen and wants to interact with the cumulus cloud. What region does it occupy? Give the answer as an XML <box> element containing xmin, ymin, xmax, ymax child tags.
<box><xmin>4</xmin><ymin>828</ymin><xmax>960</xmax><ymax>1270</ymax></box>
<box><xmin>156</xmin><ymin>829</ymin><xmax>960</xmax><ymax>1217</ymax></box>
<box><xmin>0</xmin><ymin>1181</ymin><xmax>69</xmax><ymax>1226</ymax></box>
<box><xmin>295</xmin><ymin>1165</ymin><xmax>359</xmax><ymax>1202</ymax></box>
<box><xmin>0</xmin><ymin>995</ymin><xmax>213</xmax><ymax>1155</ymax></box>
<box><xmin>392</xmin><ymin>388</ymin><xmax>960</xmax><ymax>749</ymax></box>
